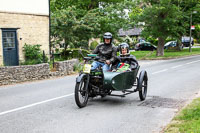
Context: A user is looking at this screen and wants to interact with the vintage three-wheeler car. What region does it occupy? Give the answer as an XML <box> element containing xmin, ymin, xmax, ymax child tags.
<box><xmin>75</xmin><ymin>54</ymin><xmax>148</xmax><ymax>108</ymax></box>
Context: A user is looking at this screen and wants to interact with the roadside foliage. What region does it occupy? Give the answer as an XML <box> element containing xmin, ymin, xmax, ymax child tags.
<box><xmin>50</xmin><ymin>0</ymin><xmax>134</xmax><ymax>50</ymax></box>
<box><xmin>51</xmin><ymin>0</ymin><xmax>200</xmax><ymax>56</ymax></box>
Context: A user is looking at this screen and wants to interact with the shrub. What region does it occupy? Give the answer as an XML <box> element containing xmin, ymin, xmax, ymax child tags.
<box><xmin>194</xmin><ymin>39</ymin><xmax>198</xmax><ymax>44</ymax></box>
<box><xmin>165</xmin><ymin>38</ymin><xmax>175</xmax><ymax>43</ymax></box>
<box><xmin>22</xmin><ymin>43</ymin><xmax>48</xmax><ymax>65</ymax></box>
<box><xmin>59</xmin><ymin>48</ymin><xmax>90</xmax><ymax>60</ymax></box>
<box><xmin>146</xmin><ymin>37</ymin><xmax>158</xmax><ymax>46</ymax></box>
<box><xmin>73</xmin><ymin>62</ymin><xmax>83</xmax><ymax>72</ymax></box>
<box><xmin>147</xmin><ymin>37</ymin><xmax>176</xmax><ymax>45</ymax></box>
<box><xmin>90</xmin><ymin>41</ymin><xmax>98</xmax><ymax>50</ymax></box>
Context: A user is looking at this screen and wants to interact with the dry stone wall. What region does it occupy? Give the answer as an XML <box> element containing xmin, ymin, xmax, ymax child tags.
<box><xmin>50</xmin><ymin>59</ymin><xmax>79</xmax><ymax>76</ymax></box>
<box><xmin>0</xmin><ymin>63</ymin><xmax>50</xmax><ymax>85</ymax></box>
<box><xmin>0</xmin><ymin>59</ymin><xmax>79</xmax><ymax>86</ymax></box>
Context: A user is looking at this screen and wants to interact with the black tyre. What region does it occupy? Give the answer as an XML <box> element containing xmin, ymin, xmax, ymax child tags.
<box><xmin>138</xmin><ymin>71</ymin><xmax>148</xmax><ymax>101</ymax></box>
<box><xmin>75</xmin><ymin>76</ymin><xmax>89</xmax><ymax>108</ymax></box>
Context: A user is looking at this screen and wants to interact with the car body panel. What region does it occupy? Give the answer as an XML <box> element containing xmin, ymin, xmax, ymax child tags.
<box><xmin>164</xmin><ymin>41</ymin><xmax>183</xmax><ymax>49</ymax></box>
<box><xmin>135</xmin><ymin>42</ymin><xmax>157</xmax><ymax>51</ymax></box>
<box><xmin>182</xmin><ymin>36</ymin><xmax>194</xmax><ymax>47</ymax></box>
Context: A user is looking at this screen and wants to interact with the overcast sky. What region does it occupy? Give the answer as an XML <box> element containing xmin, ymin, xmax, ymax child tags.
<box><xmin>0</xmin><ymin>0</ymin><xmax>49</xmax><ymax>15</ymax></box>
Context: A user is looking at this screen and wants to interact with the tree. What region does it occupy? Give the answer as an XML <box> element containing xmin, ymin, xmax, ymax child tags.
<box><xmin>132</xmin><ymin>0</ymin><xmax>199</xmax><ymax>56</ymax></box>
<box><xmin>50</xmin><ymin>0</ymin><xmax>125</xmax><ymax>12</ymax></box>
<box><xmin>50</xmin><ymin>0</ymin><xmax>134</xmax><ymax>49</ymax></box>
<box><xmin>51</xmin><ymin>7</ymin><xmax>78</xmax><ymax>49</ymax></box>
<box><xmin>51</xmin><ymin>7</ymin><xmax>100</xmax><ymax>49</ymax></box>
<box><xmin>96</xmin><ymin>0</ymin><xmax>135</xmax><ymax>39</ymax></box>
<box><xmin>171</xmin><ymin>0</ymin><xmax>200</xmax><ymax>49</ymax></box>
<box><xmin>133</xmin><ymin>0</ymin><xmax>183</xmax><ymax>56</ymax></box>
<box><xmin>191</xmin><ymin>2</ymin><xmax>200</xmax><ymax>43</ymax></box>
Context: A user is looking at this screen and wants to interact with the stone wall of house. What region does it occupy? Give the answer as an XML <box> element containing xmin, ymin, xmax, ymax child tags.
<box><xmin>0</xmin><ymin>12</ymin><xmax>49</xmax><ymax>65</ymax></box>
<box><xmin>0</xmin><ymin>59</ymin><xmax>79</xmax><ymax>86</ymax></box>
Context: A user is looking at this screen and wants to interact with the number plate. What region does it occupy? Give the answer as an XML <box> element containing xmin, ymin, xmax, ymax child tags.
<box><xmin>83</xmin><ymin>64</ymin><xmax>92</xmax><ymax>73</ymax></box>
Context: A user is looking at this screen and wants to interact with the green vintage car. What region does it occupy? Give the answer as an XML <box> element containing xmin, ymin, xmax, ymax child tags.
<box><xmin>75</xmin><ymin>54</ymin><xmax>148</xmax><ymax>108</ymax></box>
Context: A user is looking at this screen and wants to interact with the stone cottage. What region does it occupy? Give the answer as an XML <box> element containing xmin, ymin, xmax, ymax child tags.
<box><xmin>0</xmin><ymin>0</ymin><xmax>49</xmax><ymax>66</ymax></box>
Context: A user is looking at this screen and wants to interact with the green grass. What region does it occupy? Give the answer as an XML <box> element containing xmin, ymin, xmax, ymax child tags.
<box><xmin>131</xmin><ymin>48</ymin><xmax>200</xmax><ymax>60</ymax></box>
<box><xmin>164</xmin><ymin>98</ymin><xmax>200</xmax><ymax>133</ymax></box>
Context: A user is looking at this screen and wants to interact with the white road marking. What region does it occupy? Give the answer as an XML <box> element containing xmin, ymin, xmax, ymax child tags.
<box><xmin>0</xmin><ymin>93</ymin><xmax>74</xmax><ymax>116</ymax></box>
<box><xmin>171</xmin><ymin>65</ymin><xmax>183</xmax><ymax>69</ymax></box>
<box><xmin>152</xmin><ymin>69</ymin><xmax>168</xmax><ymax>75</ymax></box>
<box><xmin>186</xmin><ymin>60</ymin><xmax>200</xmax><ymax>65</ymax></box>
<box><xmin>151</xmin><ymin>59</ymin><xmax>200</xmax><ymax>75</ymax></box>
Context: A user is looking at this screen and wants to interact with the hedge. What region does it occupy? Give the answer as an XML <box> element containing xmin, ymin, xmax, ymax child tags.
<box><xmin>58</xmin><ymin>48</ymin><xmax>90</xmax><ymax>60</ymax></box>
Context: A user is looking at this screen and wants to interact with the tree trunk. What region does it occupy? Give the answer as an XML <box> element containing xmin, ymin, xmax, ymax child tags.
<box><xmin>175</xmin><ymin>38</ymin><xmax>182</xmax><ymax>51</ymax></box>
<box><xmin>156</xmin><ymin>37</ymin><xmax>165</xmax><ymax>56</ymax></box>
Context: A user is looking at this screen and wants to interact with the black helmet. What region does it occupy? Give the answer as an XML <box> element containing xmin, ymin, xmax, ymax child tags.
<box><xmin>119</xmin><ymin>42</ymin><xmax>130</xmax><ymax>56</ymax></box>
<box><xmin>103</xmin><ymin>32</ymin><xmax>112</xmax><ymax>44</ymax></box>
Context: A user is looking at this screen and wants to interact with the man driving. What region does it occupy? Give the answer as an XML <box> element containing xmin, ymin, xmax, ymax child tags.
<box><xmin>91</xmin><ymin>32</ymin><xmax>117</xmax><ymax>71</ymax></box>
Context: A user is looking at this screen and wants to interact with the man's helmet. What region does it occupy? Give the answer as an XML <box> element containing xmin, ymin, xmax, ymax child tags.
<box><xmin>103</xmin><ymin>32</ymin><xmax>112</xmax><ymax>44</ymax></box>
<box><xmin>119</xmin><ymin>42</ymin><xmax>130</xmax><ymax>56</ymax></box>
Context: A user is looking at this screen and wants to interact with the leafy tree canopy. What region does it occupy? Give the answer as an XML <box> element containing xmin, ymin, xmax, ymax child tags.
<box><xmin>131</xmin><ymin>0</ymin><xmax>200</xmax><ymax>56</ymax></box>
<box><xmin>50</xmin><ymin>0</ymin><xmax>134</xmax><ymax>49</ymax></box>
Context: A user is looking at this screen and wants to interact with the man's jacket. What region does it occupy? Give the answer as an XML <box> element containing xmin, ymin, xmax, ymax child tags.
<box><xmin>92</xmin><ymin>43</ymin><xmax>117</xmax><ymax>63</ymax></box>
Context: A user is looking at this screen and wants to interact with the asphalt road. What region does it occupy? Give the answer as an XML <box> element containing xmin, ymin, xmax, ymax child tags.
<box><xmin>0</xmin><ymin>55</ymin><xmax>200</xmax><ymax>133</ymax></box>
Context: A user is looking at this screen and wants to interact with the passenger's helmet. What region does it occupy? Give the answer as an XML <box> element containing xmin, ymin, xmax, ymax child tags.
<box><xmin>119</xmin><ymin>42</ymin><xmax>130</xmax><ymax>56</ymax></box>
<box><xmin>103</xmin><ymin>32</ymin><xmax>112</xmax><ymax>44</ymax></box>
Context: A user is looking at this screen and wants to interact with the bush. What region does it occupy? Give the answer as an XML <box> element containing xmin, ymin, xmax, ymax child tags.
<box><xmin>146</xmin><ymin>37</ymin><xmax>176</xmax><ymax>45</ymax></box>
<box><xmin>165</xmin><ymin>38</ymin><xmax>175</xmax><ymax>43</ymax></box>
<box><xmin>194</xmin><ymin>39</ymin><xmax>198</xmax><ymax>44</ymax></box>
<box><xmin>59</xmin><ymin>48</ymin><xmax>90</xmax><ymax>60</ymax></box>
<box><xmin>90</xmin><ymin>41</ymin><xmax>98</xmax><ymax>50</ymax></box>
<box><xmin>146</xmin><ymin>37</ymin><xmax>158</xmax><ymax>46</ymax></box>
<box><xmin>22</xmin><ymin>43</ymin><xmax>48</xmax><ymax>65</ymax></box>
<box><xmin>73</xmin><ymin>62</ymin><xmax>83</xmax><ymax>72</ymax></box>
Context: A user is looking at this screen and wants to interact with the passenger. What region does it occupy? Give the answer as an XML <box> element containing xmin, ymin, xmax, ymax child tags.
<box><xmin>91</xmin><ymin>32</ymin><xmax>117</xmax><ymax>71</ymax></box>
<box><xmin>113</xmin><ymin>42</ymin><xmax>138</xmax><ymax>72</ymax></box>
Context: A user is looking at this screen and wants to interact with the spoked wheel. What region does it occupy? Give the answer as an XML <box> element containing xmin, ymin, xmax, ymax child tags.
<box><xmin>75</xmin><ymin>76</ymin><xmax>89</xmax><ymax>108</ymax></box>
<box><xmin>138</xmin><ymin>70</ymin><xmax>148</xmax><ymax>101</ymax></box>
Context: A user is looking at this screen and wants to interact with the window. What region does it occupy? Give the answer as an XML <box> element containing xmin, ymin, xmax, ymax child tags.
<box><xmin>2</xmin><ymin>32</ymin><xmax>15</xmax><ymax>48</ymax></box>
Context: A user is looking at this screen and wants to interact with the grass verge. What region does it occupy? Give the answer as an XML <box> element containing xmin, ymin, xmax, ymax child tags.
<box><xmin>131</xmin><ymin>48</ymin><xmax>200</xmax><ymax>60</ymax></box>
<box><xmin>164</xmin><ymin>97</ymin><xmax>200</xmax><ymax>132</ymax></box>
